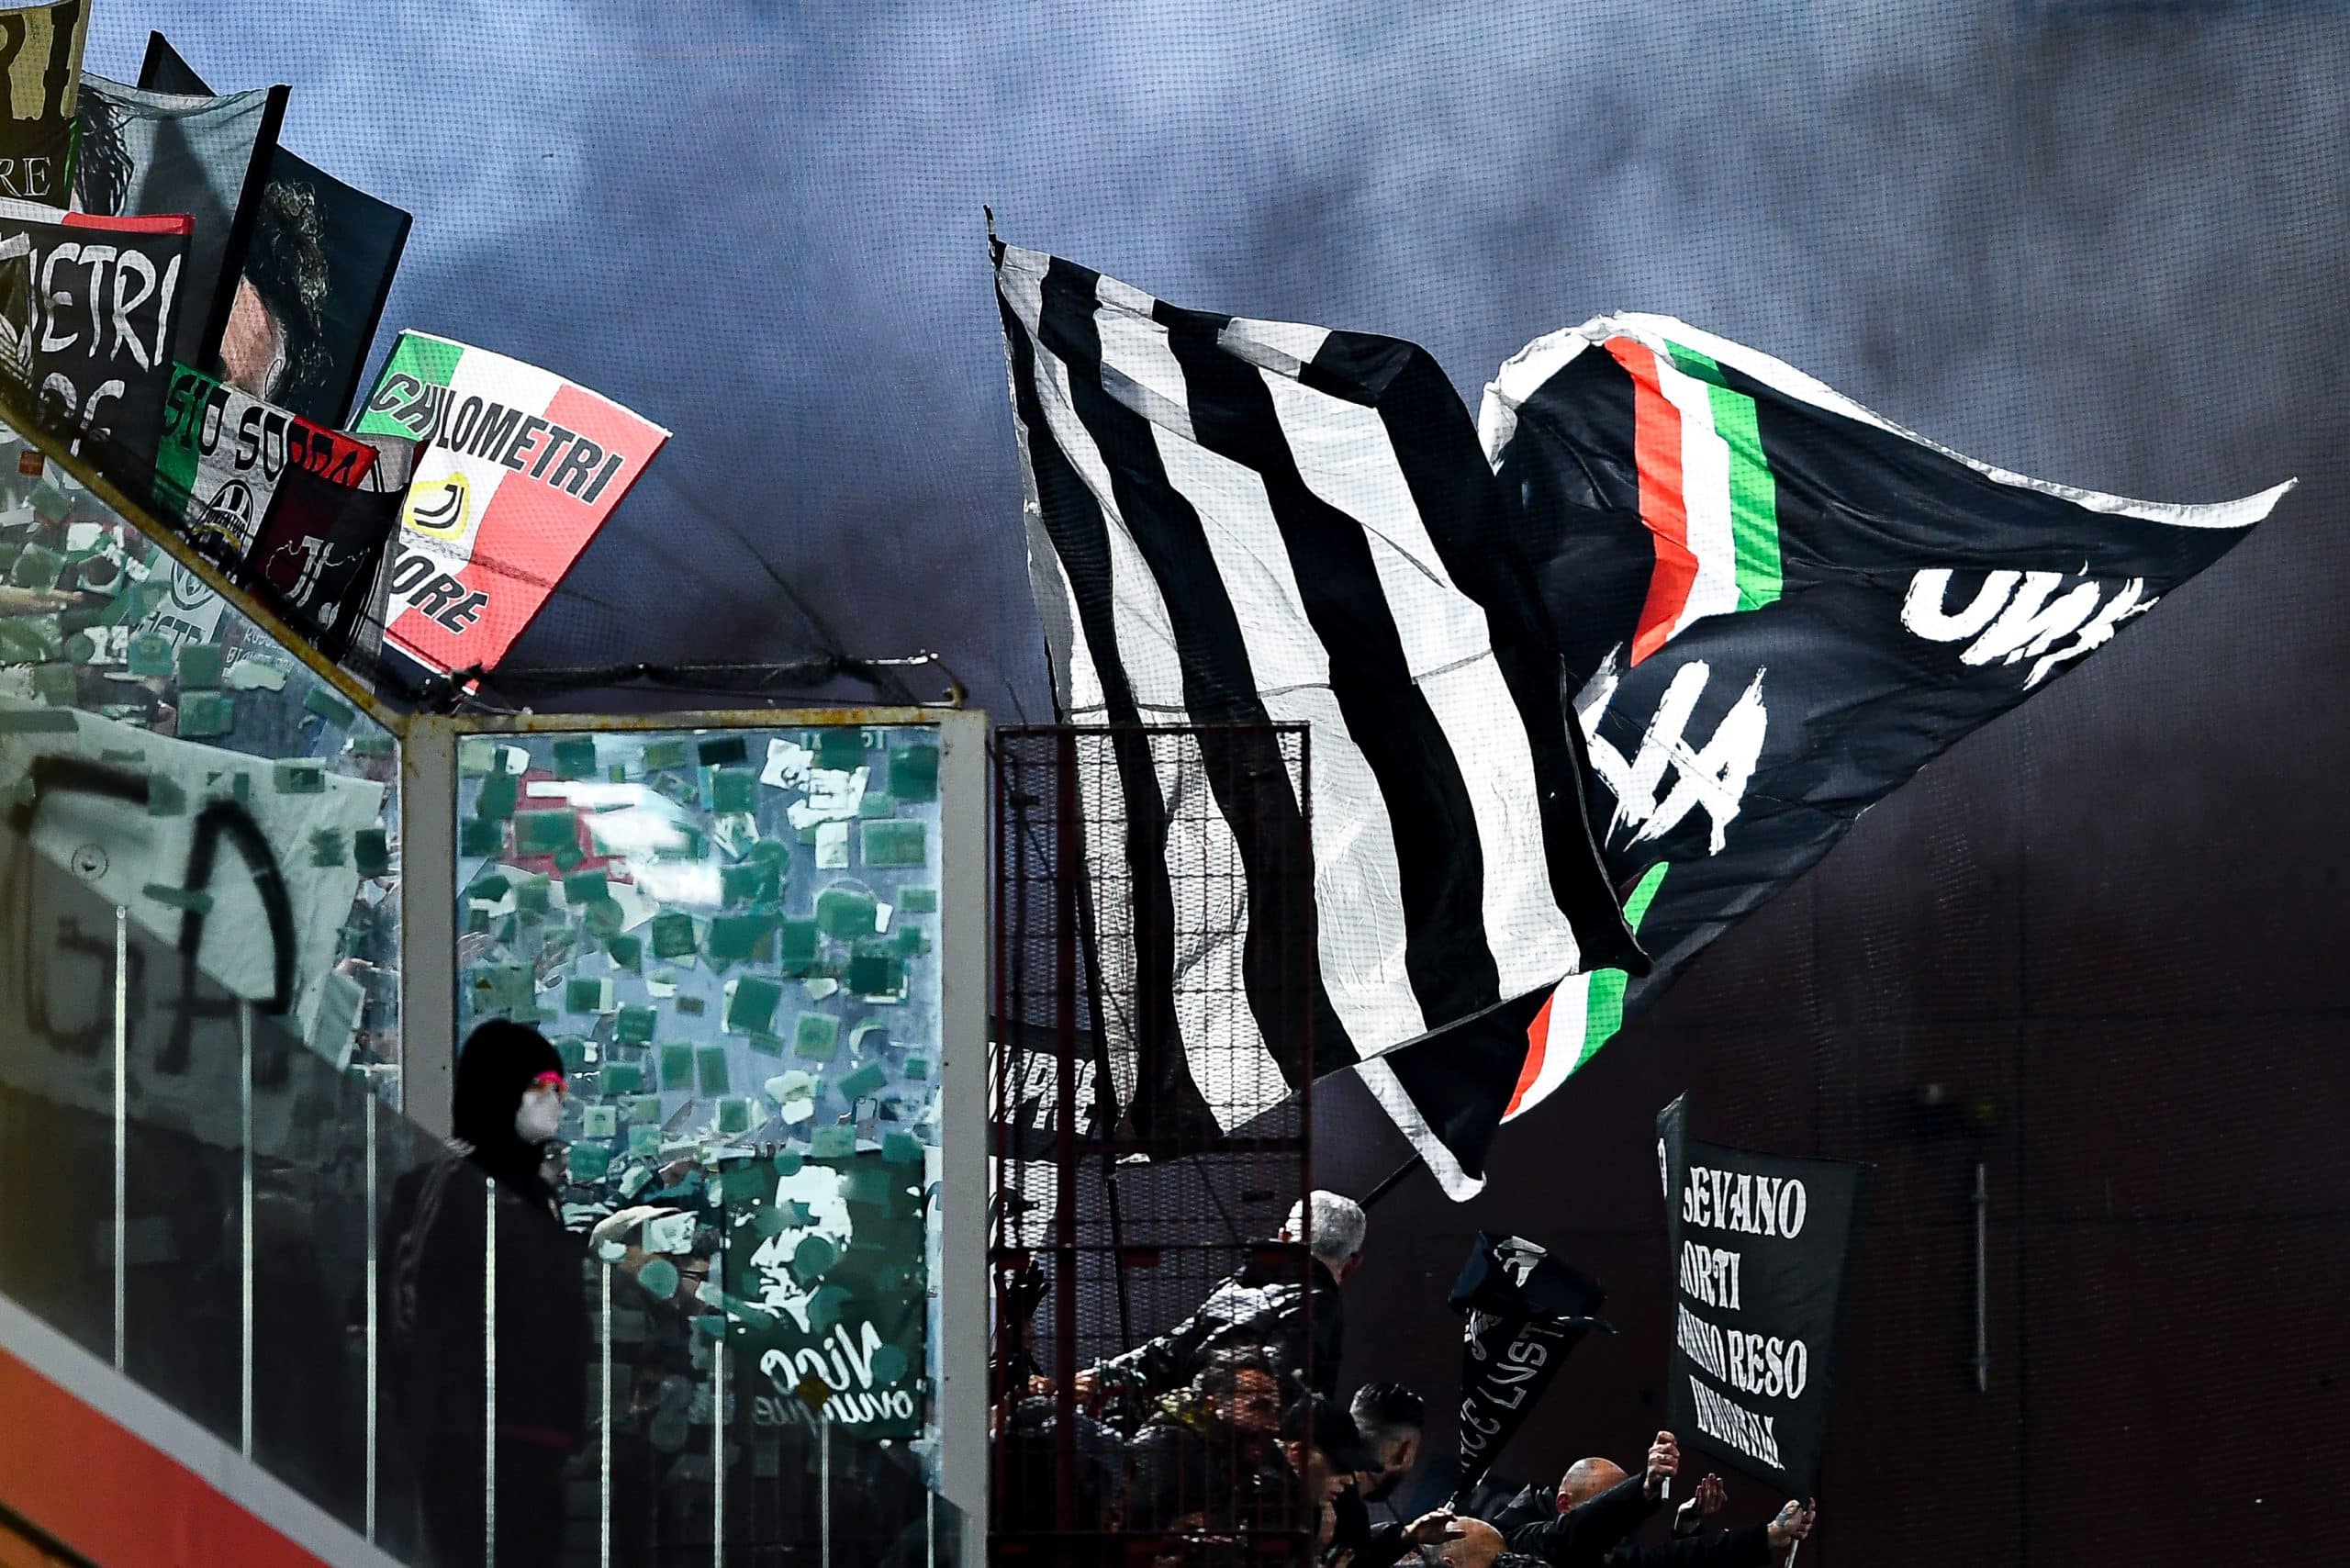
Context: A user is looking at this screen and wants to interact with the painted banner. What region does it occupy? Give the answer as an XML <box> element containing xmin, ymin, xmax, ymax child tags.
<box><xmin>0</xmin><ymin>1</ymin><xmax>87</xmax><ymax>206</ymax></box>
<box><xmin>724</xmin><ymin>1152</ymin><xmax>928</xmax><ymax>1439</ymax></box>
<box><xmin>154</xmin><ymin>363</ymin><xmax>378</xmax><ymax>559</ymax></box>
<box><xmin>140</xmin><ymin>34</ymin><xmax>412</xmax><ymax>428</ymax></box>
<box><xmin>0</xmin><ymin>197</ymin><xmax>190</xmax><ymax>473</ymax></box>
<box><xmin>151</xmin><ymin>363</ymin><xmax>407</xmax><ymax>657</ymax></box>
<box><xmin>0</xmin><ymin>700</ymin><xmax>385</xmax><ymax>1014</ymax></box>
<box><xmin>1447</xmin><ymin>1232</ymin><xmax>1612</xmax><ymax>1501</ymax></box>
<box><xmin>353</xmin><ymin>331</ymin><xmax>668</xmax><ymax>674</ymax></box>
<box><xmin>72</xmin><ymin>73</ymin><xmax>285</xmax><ymax>375</ymax></box>
<box><xmin>1658</xmin><ymin>1096</ymin><xmax>1869</xmax><ymax>1496</ymax></box>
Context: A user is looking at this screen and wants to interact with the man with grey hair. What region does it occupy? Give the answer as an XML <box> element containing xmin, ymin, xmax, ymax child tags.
<box><xmin>1079</xmin><ymin>1189</ymin><xmax>1366</xmax><ymax>1428</ymax></box>
<box><xmin>1284</xmin><ymin>1190</ymin><xmax>1369</xmax><ymax>1279</ymax></box>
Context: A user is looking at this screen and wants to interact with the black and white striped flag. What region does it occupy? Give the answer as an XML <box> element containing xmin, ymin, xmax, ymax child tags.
<box><xmin>993</xmin><ymin>237</ymin><xmax>1643</xmax><ymax>1143</ymax></box>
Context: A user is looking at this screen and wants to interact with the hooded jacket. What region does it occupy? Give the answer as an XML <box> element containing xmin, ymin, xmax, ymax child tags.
<box><xmin>1091</xmin><ymin>1243</ymin><xmax>1344</xmax><ymax>1424</ymax></box>
<box><xmin>385</xmin><ymin>1022</ymin><xmax>590</xmax><ymax>1452</ymax></box>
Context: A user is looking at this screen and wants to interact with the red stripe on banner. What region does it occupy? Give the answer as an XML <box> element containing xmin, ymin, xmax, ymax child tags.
<box><xmin>390</xmin><ymin>381</ymin><xmax>666</xmax><ymax>674</ymax></box>
<box><xmin>1503</xmin><ymin>991</ymin><xmax>1556</xmax><ymax>1119</ymax></box>
<box><xmin>0</xmin><ymin>1345</ymin><xmax>331</xmax><ymax>1568</ymax></box>
<box><xmin>62</xmin><ymin>211</ymin><xmax>193</xmax><ymax>235</ymax></box>
<box><xmin>1604</xmin><ymin>339</ymin><xmax>1695</xmax><ymax>666</ymax></box>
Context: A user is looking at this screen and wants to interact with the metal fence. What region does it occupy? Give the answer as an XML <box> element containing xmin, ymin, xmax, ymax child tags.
<box><xmin>990</xmin><ymin>726</ymin><xmax>1319</xmax><ymax>1566</ymax></box>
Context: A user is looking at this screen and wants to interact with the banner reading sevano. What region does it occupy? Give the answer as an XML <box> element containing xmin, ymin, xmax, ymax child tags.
<box><xmin>355</xmin><ymin>331</ymin><xmax>667</xmax><ymax>675</ymax></box>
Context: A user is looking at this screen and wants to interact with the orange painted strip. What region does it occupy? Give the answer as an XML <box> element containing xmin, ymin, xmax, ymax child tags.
<box><xmin>0</xmin><ymin>1346</ymin><xmax>329</xmax><ymax>1568</ymax></box>
<box><xmin>1503</xmin><ymin>991</ymin><xmax>1556</xmax><ymax>1119</ymax></box>
<box><xmin>1604</xmin><ymin>339</ymin><xmax>1696</xmax><ymax>666</ymax></box>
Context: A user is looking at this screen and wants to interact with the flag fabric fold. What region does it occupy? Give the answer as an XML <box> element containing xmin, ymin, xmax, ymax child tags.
<box><xmin>140</xmin><ymin>32</ymin><xmax>415</xmax><ymax>429</ymax></box>
<box><xmin>1372</xmin><ymin>312</ymin><xmax>2292</xmax><ymax>1195</ymax></box>
<box><xmin>72</xmin><ymin>73</ymin><xmax>286</xmax><ymax>376</ymax></box>
<box><xmin>993</xmin><ymin>239</ymin><xmax>1640</xmax><ymax>1141</ymax></box>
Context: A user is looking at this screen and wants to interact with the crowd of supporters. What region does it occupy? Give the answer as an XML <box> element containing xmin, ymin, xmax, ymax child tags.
<box><xmin>995</xmin><ymin>1193</ymin><xmax>1818</xmax><ymax>1566</ymax></box>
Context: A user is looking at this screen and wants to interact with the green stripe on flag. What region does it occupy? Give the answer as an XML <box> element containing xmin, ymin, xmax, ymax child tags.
<box><xmin>1573</xmin><ymin>862</ymin><xmax>1673</xmax><ymax>1073</ymax></box>
<box><xmin>355</xmin><ymin>333</ymin><xmax>465</xmax><ymax>441</ymax></box>
<box><xmin>150</xmin><ymin>363</ymin><xmax>210</xmax><ymax>521</ymax></box>
<box><xmin>397</xmin><ymin>333</ymin><xmax>465</xmax><ymax>390</ymax></box>
<box><xmin>1666</xmin><ymin>343</ymin><xmax>1783</xmax><ymax>611</ymax></box>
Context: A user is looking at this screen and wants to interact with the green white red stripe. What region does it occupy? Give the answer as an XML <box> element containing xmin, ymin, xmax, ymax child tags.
<box><xmin>1494</xmin><ymin>336</ymin><xmax>1784</xmax><ymax>1118</ymax></box>
<box><xmin>1603</xmin><ymin>338</ymin><xmax>1785</xmax><ymax>664</ymax></box>
<box><xmin>354</xmin><ymin>331</ymin><xmax>668</xmax><ymax>675</ymax></box>
<box><xmin>1503</xmin><ymin>862</ymin><xmax>1670</xmax><ymax>1118</ymax></box>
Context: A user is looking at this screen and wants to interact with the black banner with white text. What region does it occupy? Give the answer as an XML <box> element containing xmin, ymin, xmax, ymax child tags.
<box><xmin>1658</xmin><ymin>1096</ymin><xmax>1869</xmax><ymax>1497</ymax></box>
<box><xmin>1447</xmin><ymin>1232</ymin><xmax>1611</xmax><ymax>1501</ymax></box>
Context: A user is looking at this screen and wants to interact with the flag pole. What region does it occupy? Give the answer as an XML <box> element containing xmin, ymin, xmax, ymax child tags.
<box><xmin>1360</xmin><ymin>1152</ymin><xmax>1425</xmax><ymax>1209</ymax></box>
<box><xmin>1779</xmin><ymin>1497</ymin><xmax>1813</xmax><ymax>1568</ymax></box>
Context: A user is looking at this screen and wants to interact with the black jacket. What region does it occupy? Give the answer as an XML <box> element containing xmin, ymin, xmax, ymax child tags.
<box><xmin>1608</xmin><ymin>1525</ymin><xmax>1774</xmax><ymax>1568</ymax></box>
<box><xmin>1093</xmin><ymin>1246</ymin><xmax>1345</xmax><ymax>1418</ymax></box>
<box><xmin>1326</xmin><ymin>1482</ymin><xmax>1416</xmax><ymax>1568</ymax></box>
<box><xmin>1125</xmin><ymin>1412</ymin><xmax>1288</xmax><ymax>1535</ymax></box>
<box><xmin>1506</xmin><ymin>1475</ymin><xmax>1662</xmax><ymax>1568</ymax></box>
<box><xmin>384</xmin><ymin>1021</ymin><xmax>590</xmax><ymax>1453</ymax></box>
<box><xmin>384</xmin><ymin>1152</ymin><xmax>591</xmax><ymax>1451</ymax></box>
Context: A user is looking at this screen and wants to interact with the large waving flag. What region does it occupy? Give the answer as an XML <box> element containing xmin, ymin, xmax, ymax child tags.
<box><xmin>1371</xmin><ymin>313</ymin><xmax>2292</xmax><ymax>1196</ymax></box>
<box><xmin>993</xmin><ymin>238</ymin><xmax>1641</xmax><ymax>1141</ymax></box>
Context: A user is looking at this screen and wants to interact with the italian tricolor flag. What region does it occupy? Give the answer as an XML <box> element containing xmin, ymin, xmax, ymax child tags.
<box><xmin>1504</xmin><ymin>862</ymin><xmax>1668</xmax><ymax>1120</ymax></box>
<box><xmin>1602</xmin><ymin>334</ymin><xmax>1785</xmax><ymax>663</ymax></box>
<box><xmin>354</xmin><ymin>331</ymin><xmax>669</xmax><ymax>675</ymax></box>
<box><xmin>1499</xmin><ymin>330</ymin><xmax>1792</xmax><ymax>1120</ymax></box>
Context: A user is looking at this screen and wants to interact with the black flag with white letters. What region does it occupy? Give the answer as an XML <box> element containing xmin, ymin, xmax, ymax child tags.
<box><xmin>0</xmin><ymin>199</ymin><xmax>190</xmax><ymax>476</ymax></box>
<box><xmin>1447</xmin><ymin>1232</ymin><xmax>1612</xmax><ymax>1501</ymax></box>
<box><xmin>1372</xmin><ymin>314</ymin><xmax>2294</xmax><ymax>1195</ymax></box>
<box><xmin>1659</xmin><ymin>1095</ymin><xmax>1869</xmax><ymax>1497</ymax></box>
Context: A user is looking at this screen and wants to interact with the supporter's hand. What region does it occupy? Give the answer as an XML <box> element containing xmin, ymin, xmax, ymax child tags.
<box><xmin>1071</xmin><ymin>1367</ymin><xmax>1100</xmax><ymax>1403</ymax></box>
<box><xmin>1402</xmin><ymin>1510</ymin><xmax>1464</xmax><ymax>1549</ymax></box>
<box><xmin>1765</xmin><ymin>1499</ymin><xmax>1818</xmax><ymax>1552</ymax></box>
<box><xmin>1673</xmin><ymin>1473</ymin><xmax>1727</xmax><ymax>1536</ymax></box>
<box><xmin>590</xmin><ymin>1205</ymin><xmax>677</xmax><ymax>1249</ymax></box>
<box><xmin>1642</xmin><ymin>1431</ymin><xmax>1680</xmax><ymax>1498</ymax></box>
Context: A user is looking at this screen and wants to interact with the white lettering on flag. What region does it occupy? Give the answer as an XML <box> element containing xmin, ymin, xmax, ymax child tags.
<box><xmin>1579</xmin><ymin>650</ymin><xmax>1767</xmax><ymax>857</ymax></box>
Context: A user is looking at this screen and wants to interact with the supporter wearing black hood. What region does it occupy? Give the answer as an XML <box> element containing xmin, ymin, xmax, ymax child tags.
<box><xmin>385</xmin><ymin>1020</ymin><xmax>591</xmax><ymax>1568</ymax></box>
<box><xmin>452</xmin><ymin>1017</ymin><xmax>569</xmax><ymax>1208</ymax></box>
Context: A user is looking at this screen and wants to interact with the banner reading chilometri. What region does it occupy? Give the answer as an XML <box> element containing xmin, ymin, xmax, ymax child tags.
<box><xmin>354</xmin><ymin>331</ymin><xmax>668</xmax><ymax>674</ymax></box>
<box><xmin>1657</xmin><ymin>1096</ymin><xmax>1870</xmax><ymax>1497</ymax></box>
<box><xmin>0</xmin><ymin>0</ymin><xmax>89</xmax><ymax>205</ymax></box>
